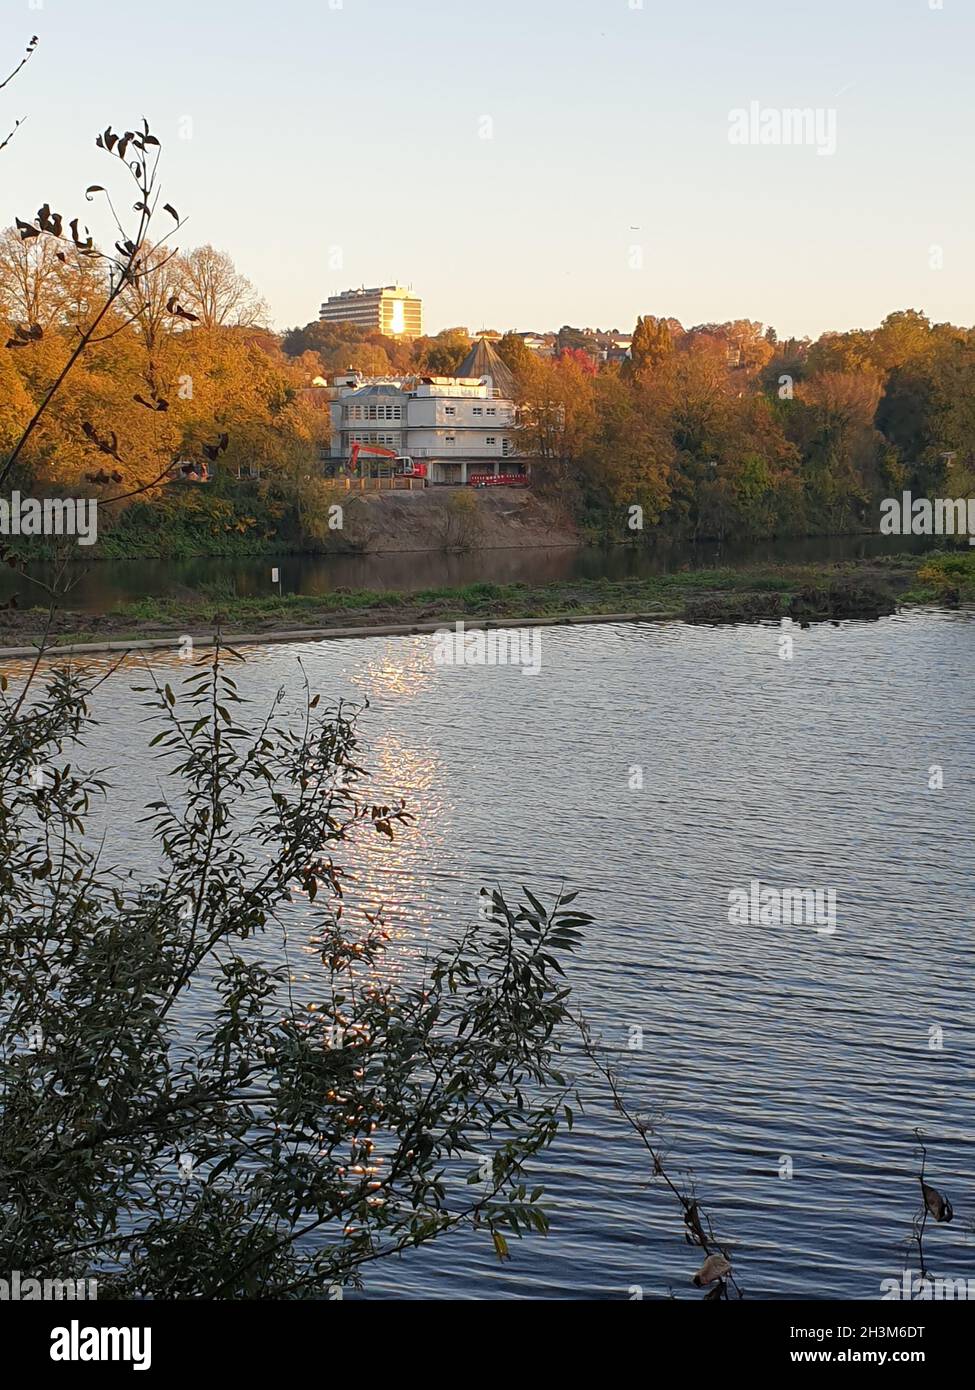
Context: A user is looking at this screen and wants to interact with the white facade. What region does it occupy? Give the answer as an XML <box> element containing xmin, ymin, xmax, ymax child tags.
<box><xmin>327</xmin><ymin>373</ymin><xmax>518</xmax><ymax>483</ymax></box>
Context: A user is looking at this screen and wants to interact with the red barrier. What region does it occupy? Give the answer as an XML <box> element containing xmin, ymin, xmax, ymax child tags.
<box><xmin>468</xmin><ymin>473</ymin><xmax>529</xmax><ymax>487</ymax></box>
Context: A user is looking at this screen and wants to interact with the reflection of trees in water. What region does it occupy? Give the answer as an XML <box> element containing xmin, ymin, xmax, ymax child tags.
<box><xmin>1</xmin><ymin>532</ymin><xmax>948</xmax><ymax>613</ymax></box>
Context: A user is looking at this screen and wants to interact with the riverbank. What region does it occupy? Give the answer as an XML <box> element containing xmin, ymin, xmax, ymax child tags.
<box><xmin>52</xmin><ymin>484</ymin><xmax>581</xmax><ymax>560</ymax></box>
<box><xmin>0</xmin><ymin>550</ymin><xmax>969</xmax><ymax>654</ymax></box>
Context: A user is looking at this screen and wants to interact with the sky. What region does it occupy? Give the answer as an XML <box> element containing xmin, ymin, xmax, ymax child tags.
<box><xmin>2</xmin><ymin>0</ymin><xmax>973</xmax><ymax>340</ymax></box>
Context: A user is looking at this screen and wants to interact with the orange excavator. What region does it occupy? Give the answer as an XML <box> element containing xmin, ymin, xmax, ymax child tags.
<box><xmin>347</xmin><ymin>441</ymin><xmax>427</xmax><ymax>482</ymax></box>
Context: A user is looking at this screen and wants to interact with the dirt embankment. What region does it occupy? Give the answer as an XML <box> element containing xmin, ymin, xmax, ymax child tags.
<box><xmin>339</xmin><ymin>487</ymin><xmax>579</xmax><ymax>553</ymax></box>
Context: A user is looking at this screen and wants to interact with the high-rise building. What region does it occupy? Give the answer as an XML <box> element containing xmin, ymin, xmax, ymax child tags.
<box><xmin>319</xmin><ymin>285</ymin><xmax>422</xmax><ymax>338</ymax></box>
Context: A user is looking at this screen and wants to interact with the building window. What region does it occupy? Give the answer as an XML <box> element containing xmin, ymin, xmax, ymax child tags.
<box><xmin>486</xmin><ymin>437</ymin><xmax>496</xmax><ymax>445</ymax></box>
<box><xmin>445</xmin><ymin>436</ymin><xmax>456</xmax><ymax>445</ymax></box>
<box><xmin>444</xmin><ymin>406</ymin><xmax>456</xmax><ymax>416</ymax></box>
<box><xmin>472</xmin><ymin>407</ymin><xmax>483</xmax><ymax>416</ymax></box>
<box><xmin>351</xmin><ymin>433</ymin><xmax>398</xmax><ymax>448</ymax></box>
<box><xmin>502</xmin><ymin>438</ymin><xmax>510</xmax><ymax>455</ymax></box>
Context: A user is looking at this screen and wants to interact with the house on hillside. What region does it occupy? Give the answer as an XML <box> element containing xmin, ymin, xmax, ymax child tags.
<box><xmin>325</xmin><ymin>339</ymin><xmax>525</xmax><ymax>485</ymax></box>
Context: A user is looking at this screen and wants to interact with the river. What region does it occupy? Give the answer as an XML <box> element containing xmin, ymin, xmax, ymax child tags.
<box><xmin>0</xmin><ymin>532</ymin><xmax>944</xmax><ymax>613</ymax></box>
<box><xmin>9</xmin><ymin>604</ymin><xmax>973</xmax><ymax>1299</ymax></box>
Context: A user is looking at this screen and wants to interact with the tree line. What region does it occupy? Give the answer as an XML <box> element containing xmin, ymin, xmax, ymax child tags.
<box><xmin>508</xmin><ymin>310</ymin><xmax>975</xmax><ymax>540</ymax></box>
<box><xmin>276</xmin><ymin>307</ymin><xmax>975</xmax><ymax>542</ymax></box>
<box><xmin>0</xmin><ymin>234</ymin><xmax>330</xmax><ymax>487</ymax></box>
<box><xmin>3</xmin><ymin>230</ymin><xmax>973</xmax><ymax>548</ymax></box>
<box><xmin>0</xmin><ymin>234</ymin><xmax>339</xmax><ymax>552</ymax></box>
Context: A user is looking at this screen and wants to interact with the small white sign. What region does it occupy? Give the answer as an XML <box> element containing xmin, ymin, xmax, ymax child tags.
<box><xmin>271</xmin><ymin>568</ymin><xmax>279</xmax><ymax>583</ymax></box>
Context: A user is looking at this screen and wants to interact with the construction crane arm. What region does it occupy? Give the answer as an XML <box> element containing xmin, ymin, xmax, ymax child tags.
<box><xmin>348</xmin><ymin>440</ymin><xmax>399</xmax><ymax>473</ymax></box>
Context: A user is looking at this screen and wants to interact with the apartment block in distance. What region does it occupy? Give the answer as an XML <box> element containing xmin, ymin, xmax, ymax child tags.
<box><xmin>319</xmin><ymin>285</ymin><xmax>423</xmax><ymax>338</ymax></box>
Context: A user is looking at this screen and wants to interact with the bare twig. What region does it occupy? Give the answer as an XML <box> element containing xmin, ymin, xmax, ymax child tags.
<box><xmin>577</xmin><ymin>1016</ymin><xmax>743</xmax><ymax>1299</ymax></box>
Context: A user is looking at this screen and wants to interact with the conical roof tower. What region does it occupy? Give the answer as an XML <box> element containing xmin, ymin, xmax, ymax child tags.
<box><xmin>454</xmin><ymin>337</ymin><xmax>516</xmax><ymax>399</ymax></box>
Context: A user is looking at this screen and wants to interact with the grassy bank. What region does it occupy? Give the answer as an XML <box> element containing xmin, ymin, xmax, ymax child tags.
<box><xmin>1</xmin><ymin>550</ymin><xmax>971</xmax><ymax>650</ymax></box>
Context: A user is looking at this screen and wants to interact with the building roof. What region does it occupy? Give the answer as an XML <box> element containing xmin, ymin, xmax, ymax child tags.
<box><xmin>454</xmin><ymin>338</ymin><xmax>516</xmax><ymax>399</ymax></box>
<box><xmin>342</xmin><ymin>383</ymin><xmax>406</xmax><ymax>398</ymax></box>
<box><xmin>325</xmin><ymin>285</ymin><xmax>414</xmax><ymax>300</ymax></box>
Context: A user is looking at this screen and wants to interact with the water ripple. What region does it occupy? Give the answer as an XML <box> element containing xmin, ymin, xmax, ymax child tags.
<box><xmin>42</xmin><ymin>610</ymin><xmax>975</xmax><ymax>1299</ymax></box>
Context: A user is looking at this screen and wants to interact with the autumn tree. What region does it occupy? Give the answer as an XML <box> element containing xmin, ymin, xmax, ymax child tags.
<box><xmin>554</xmin><ymin>325</ymin><xmax>594</xmax><ymax>356</ymax></box>
<box><xmin>514</xmin><ymin>352</ymin><xmax>596</xmax><ymax>487</ymax></box>
<box><xmin>175</xmin><ymin>244</ymin><xmax>267</xmax><ymax>332</ymax></box>
<box><xmin>580</xmin><ymin>369</ymin><xmax>673</xmax><ymax>524</ymax></box>
<box><xmin>413</xmin><ymin>327</ymin><xmax>471</xmax><ymax>376</ymax></box>
<box><xmin>0</xmin><ymin>218</ymin><xmax>324</xmax><ymax>520</ymax></box>
<box><xmin>496</xmin><ymin>330</ymin><xmax>533</xmax><ymax>379</ymax></box>
<box><xmin>627</xmin><ymin>314</ymin><xmax>673</xmax><ymax>376</ymax></box>
<box><xmin>642</xmin><ymin>339</ymin><xmax>800</xmax><ymax>539</ymax></box>
<box><xmin>806</xmin><ymin>328</ymin><xmax>878</xmax><ymax>376</ymax></box>
<box><xmin>280</xmin><ymin>320</ymin><xmax>404</xmax><ymax>378</ymax></box>
<box><xmin>878</xmin><ymin>327</ymin><xmax>975</xmax><ymax>495</ymax></box>
<box><xmin>789</xmin><ymin>371</ymin><xmax>887</xmax><ymax>530</ymax></box>
<box><xmin>0</xmin><ymin>345</ymin><xmax>31</xmax><ymax>451</ymax></box>
<box><xmin>0</xmin><ymin>227</ymin><xmax>66</xmax><ymax>329</ymax></box>
<box><xmin>870</xmin><ymin>309</ymin><xmax>935</xmax><ymax>372</ymax></box>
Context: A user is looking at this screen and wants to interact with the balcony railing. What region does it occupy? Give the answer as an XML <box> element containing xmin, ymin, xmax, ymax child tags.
<box><xmin>408</xmin><ymin>445</ymin><xmax>514</xmax><ymax>458</ymax></box>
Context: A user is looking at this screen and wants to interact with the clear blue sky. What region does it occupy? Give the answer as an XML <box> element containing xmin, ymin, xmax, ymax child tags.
<box><xmin>3</xmin><ymin>0</ymin><xmax>972</xmax><ymax>339</ymax></box>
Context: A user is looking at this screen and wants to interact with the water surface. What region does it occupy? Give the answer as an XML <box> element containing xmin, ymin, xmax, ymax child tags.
<box><xmin>12</xmin><ymin>609</ymin><xmax>974</xmax><ymax>1299</ymax></box>
<box><xmin>0</xmin><ymin>532</ymin><xmax>945</xmax><ymax>613</ymax></box>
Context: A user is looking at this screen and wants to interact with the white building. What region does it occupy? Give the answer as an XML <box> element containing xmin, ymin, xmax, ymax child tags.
<box><xmin>326</xmin><ymin>340</ymin><xmax>522</xmax><ymax>484</ymax></box>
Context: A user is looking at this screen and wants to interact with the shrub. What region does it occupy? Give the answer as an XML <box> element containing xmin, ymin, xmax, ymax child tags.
<box><xmin>0</xmin><ymin>649</ymin><xmax>588</xmax><ymax>1296</ymax></box>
